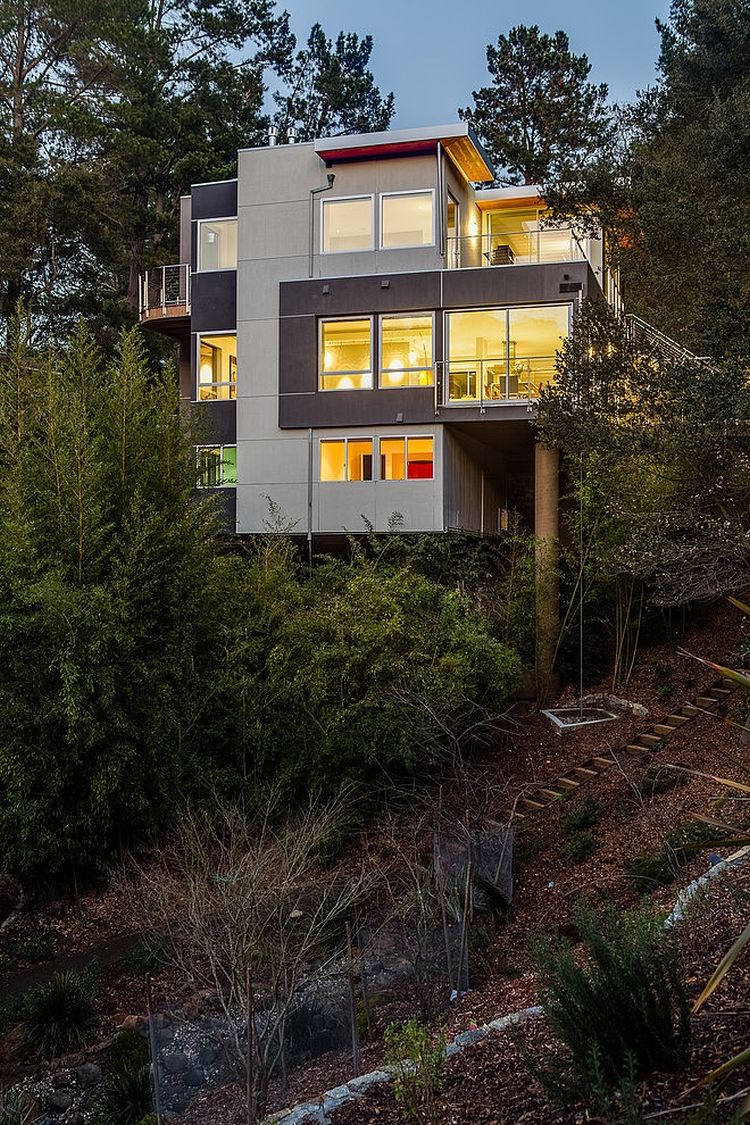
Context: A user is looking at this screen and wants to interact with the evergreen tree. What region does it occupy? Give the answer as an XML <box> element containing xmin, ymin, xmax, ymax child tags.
<box><xmin>460</xmin><ymin>25</ymin><xmax>613</xmax><ymax>186</ymax></box>
<box><xmin>273</xmin><ymin>22</ymin><xmax>395</xmax><ymax>142</ymax></box>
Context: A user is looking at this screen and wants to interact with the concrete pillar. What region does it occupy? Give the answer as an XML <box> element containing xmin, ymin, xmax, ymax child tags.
<box><xmin>534</xmin><ymin>443</ymin><xmax>560</xmax><ymax>702</ymax></box>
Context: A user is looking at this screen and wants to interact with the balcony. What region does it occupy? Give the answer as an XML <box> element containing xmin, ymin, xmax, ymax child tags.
<box><xmin>439</xmin><ymin>356</ymin><xmax>556</xmax><ymax>409</ymax></box>
<box><xmin>445</xmin><ymin>227</ymin><xmax>586</xmax><ymax>270</ymax></box>
<box><xmin>139</xmin><ymin>263</ymin><xmax>191</xmax><ymax>325</ymax></box>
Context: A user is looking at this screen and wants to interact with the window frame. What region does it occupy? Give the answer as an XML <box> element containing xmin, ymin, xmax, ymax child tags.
<box><xmin>320</xmin><ymin>194</ymin><xmax>376</xmax><ymax>255</ymax></box>
<box><xmin>196</xmin><ymin>216</ymin><xmax>238</xmax><ymax>273</ymax></box>
<box><xmin>379</xmin><ymin>434</ymin><xmax>435</xmax><ymax>482</ymax></box>
<box><xmin>319</xmin><ymin>437</ymin><xmax>375</xmax><ymax>482</ymax></box>
<box><xmin>318</xmin><ymin>316</ymin><xmax>374</xmax><ymax>392</ymax></box>
<box><xmin>195</xmin><ymin>443</ymin><xmax>237</xmax><ymax>489</ymax></box>
<box><xmin>378</xmin><ymin>312</ymin><xmax>435</xmax><ymax>389</ymax></box>
<box><xmin>379</xmin><ymin>189</ymin><xmax>436</xmax><ymax>251</ymax></box>
<box><xmin>195</xmin><ymin>330</ymin><xmax>238</xmax><ymax>403</ymax></box>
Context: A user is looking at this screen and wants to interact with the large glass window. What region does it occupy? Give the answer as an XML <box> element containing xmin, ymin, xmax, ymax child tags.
<box><xmin>380</xmin><ymin>436</ymin><xmax>434</xmax><ymax>481</ymax></box>
<box><xmin>380</xmin><ymin>315</ymin><xmax>434</xmax><ymax>387</ymax></box>
<box><xmin>196</xmin><ymin>445</ymin><xmax>237</xmax><ymax>487</ymax></box>
<box><xmin>322</xmin><ymin>197</ymin><xmax>373</xmax><ymax>253</ymax></box>
<box><xmin>381</xmin><ymin>192</ymin><xmax>434</xmax><ymax>248</ymax></box>
<box><xmin>197</xmin><ymin>334</ymin><xmax>236</xmax><ymax>400</ymax></box>
<box><xmin>198</xmin><ymin>219</ymin><xmax>237</xmax><ymax>271</ymax></box>
<box><xmin>320</xmin><ymin>319</ymin><xmax>373</xmax><ymax>390</ymax></box>
<box><xmin>320</xmin><ymin>438</ymin><xmax>373</xmax><ymax>482</ymax></box>
<box><xmin>446</xmin><ymin>305</ymin><xmax>569</xmax><ymax>402</ymax></box>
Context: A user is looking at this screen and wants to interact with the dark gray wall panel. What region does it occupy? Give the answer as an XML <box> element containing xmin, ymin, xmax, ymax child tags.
<box><xmin>191</xmin><ymin>272</ymin><xmax>237</xmax><ymax>332</ymax></box>
<box><xmin>280</xmin><ymin>271</ymin><xmax>442</xmax><ymax>318</ymax></box>
<box><xmin>189</xmin><ymin>400</ymin><xmax>237</xmax><ymax>444</ymax></box>
<box><xmin>280</xmin><ymin>388</ymin><xmax>435</xmax><ymax>429</ymax></box>
<box><xmin>191</xmin><ymin>181</ymin><xmax>238</xmax><ymax>220</ymax></box>
<box><xmin>441</xmin><ymin>261</ymin><xmax>591</xmax><ymax>309</ymax></box>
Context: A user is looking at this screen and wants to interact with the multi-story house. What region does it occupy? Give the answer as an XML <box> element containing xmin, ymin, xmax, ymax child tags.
<box><xmin>140</xmin><ymin>122</ymin><xmax>619</xmax><ymax>670</ymax></box>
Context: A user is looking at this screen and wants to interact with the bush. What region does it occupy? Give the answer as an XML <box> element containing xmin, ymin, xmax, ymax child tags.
<box><xmin>125</xmin><ymin>937</ymin><xmax>169</xmax><ymax>976</ymax></box>
<box><xmin>623</xmin><ymin>851</ymin><xmax>673</xmax><ymax>893</ymax></box>
<box><xmin>564</xmin><ymin>796</ymin><xmax>601</xmax><ymax>834</ymax></box>
<box><xmin>640</xmin><ymin>764</ymin><xmax>686</xmax><ymax>797</ymax></box>
<box><xmin>108</xmin><ymin>1028</ymin><xmax>149</xmax><ymax>1074</ymax></box>
<box><xmin>384</xmin><ymin>1017</ymin><xmax>446</xmax><ymax>1124</ymax></box>
<box><xmin>532</xmin><ymin>900</ymin><xmax>691</xmax><ymax>1100</ymax></box>
<box><xmin>89</xmin><ymin>1065</ymin><xmax>152</xmax><ymax>1125</ymax></box>
<box><xmin>566</xmin><ymin>831</ymin><xmax>598</xmax><ymax>862</ymax></box>
<box><xmin>23</xmin><ymin>969</ymin><xmax>97</xmax><ymax>1057</ymax></box>
<box><xmin>655</xmin><ymin>683</ymin><xmax>676</xmax><ymax>702</ymax></box>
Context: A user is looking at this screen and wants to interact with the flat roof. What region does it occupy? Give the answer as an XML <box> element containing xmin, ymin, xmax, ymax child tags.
<box><xmin>314</xmin><ymin>122</ymin><xmax>495</xmax><ymax>183</ymax></box>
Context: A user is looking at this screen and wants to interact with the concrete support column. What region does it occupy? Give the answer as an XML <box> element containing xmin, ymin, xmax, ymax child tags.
<box><xmin>534</xmin><ymin>443</ymin><xmax>560</xmax><ymax>702</ymax></box>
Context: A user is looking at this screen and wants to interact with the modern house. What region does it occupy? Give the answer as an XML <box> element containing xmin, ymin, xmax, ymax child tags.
<box><xmin>140</xmin><ymin>122</ymin><xmax>620</xmax><ymax>614</ymax></box>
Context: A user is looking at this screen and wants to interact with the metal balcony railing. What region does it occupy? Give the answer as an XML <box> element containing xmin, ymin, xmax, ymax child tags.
<box><xmin>445</xmin><ymin>228</ymin><xmax>586</xmax><ymax>270</ymax></box>
<box><xmin>438</xmin><ymin>357</ymin><xmax>557</xmax><ymax>408</ymax></box>
<box><xmin>139</xmin><ymin>263</ymin><xmax>191</xmax><ymax>317</ymax></box>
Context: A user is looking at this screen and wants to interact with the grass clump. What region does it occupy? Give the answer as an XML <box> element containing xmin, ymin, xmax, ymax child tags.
<box><xmin>640</xmin><ymin>763</ymin><xmax>686</xmax><ymax>798</ymax></box>
<box><xmin>125</xmin><ymin>937</ymin><xmax>169</xmax><ymax>976</ymax></box>
<box><xmin>623</xmin><ymin>851</ymin><xmax>673</xmax><ymax>893</ymax></box>
<box><xmin>564</xmin><ymin>796</ymin><xmax>601</xmax><ymax>834</ymax></box>
<box><xmin>0</xmin><ymin>1090</ymin><xmax>38</xmax><ymax>1125</ymax></box>
<box><xmin>532</xmin><ymin>900</ymin><xmax>690</xmax><ymax>1101</ymax></box>
<box><xmin>108</xmin><ymin>1028</ymin><xmax>149</xmax><ymax>1074</ymax></box>
<box><xmin>23</xmin><ymin>968</ymin><xmax>97</xmax><ymax>1057</ymax></box>
<box><xmin>89</xmin><ymin>1065</ymin><xmax>152</xmax><ymax>1125</ymax></box>
<box><xmin>566</xmin><ymin>831</ymin><xmax>598</xmax><ymax>863</ymax></box>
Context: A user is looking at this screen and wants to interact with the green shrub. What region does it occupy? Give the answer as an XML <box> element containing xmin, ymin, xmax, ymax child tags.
<box><xmin>566</xmin><ymin>830</ymin><xmax>598</xmax><ymax>862</ymax></box>
<box><xmin>137</xmin><ymin>1116</ymin><xmax>158</xmax><ymax>1125</ymax></box>
<box><xmin>623</xmin><ymin>851</ymin><xmax>673</xmax><ymax>893</ymax></box>
<box><xmin>125</xmin><ymin>937</ymin><xmax>169</xmax><ymax>976</ymax></box>
<box><xmin>2</xmin><ymin>928</ymin><xmax>57</xmax><ymax>965</ymax></box>
<box><xmin>564</xmin><ymin>796</ymin><xmax>601</xmax><ymax>834</ymax></box>
<box><xmin>89</xmin><ymin>1065</ymin><xmax>152</xmax><ymax>1125</ymax></box>
<box><xmin>640</xmin><ymin>764</ymin><xmax>686</xmax><ymax>797</ymax></box>
<box><xmin>384</xmin><ymin>1018</ymin><xmax>446</xmax><ymax>1124</ymax></box>
<box><xmin>532</xmin><ymin>900</ymin><xmax>691</xmax><ymax>1100</ymax></box>
<box><xmin>108</xmin><ymin>1028</ymin><xmax>149</xmax><ymax>1075</ymax></box>
<box><xmin>655</xmin><ymin>683</ymin><xmax>676</xmax><ymax>702</ymax></box>
<box><xmin>23</xmin><ymin>969</ymin><xmax>97</xmax><ymax>1057</ymax></box>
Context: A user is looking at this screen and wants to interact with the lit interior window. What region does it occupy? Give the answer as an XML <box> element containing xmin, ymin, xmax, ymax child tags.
<box><xmin>380</xmin><ymin>438</ymin><xmax>406</xmax><ymax>481</ymax></box>
<box><xmin>198</xmin><ymin>219</ymin><xmax>238</xmax><ymax>270</ymax></box>
<box><xmin>320</xmin><ymin>440</ymin><xmax>346</xmax><ymax>481</ymax></box>
<box><xmin>320</xmin><ymin>320</ymin><xmax>372</xmax><ymax>390</ymax></box>
<box><xmin>196</xmin><ymin>445</ymin><xmax>237</xmax><ymax>487</ymax></box>
<box><xmin>347</xmin><ymin>439</ymin><xmax>373</xmax><ymax>481</ymax></box>
<box><xmin>406</xmin><ymin>437</ymin><xmax>434</xmax><ymax>479</ymax></box>
<box><xmin>322</xmin><ymin>197</ymin><xmax>373</xmax><ymax>253</ymax></box>
<box><xmin>198</xmin><ymin>334</ymin><xmax>237</xmax><ymax>400</ymax></box>
<box><xmin>381</xmin><ymin>192</ymin><xmax>433</xmax><ymax>249</ymax></box>
<box><xmin>380</xmin><ymin>316</ymin><xmax>434</xmax><ymax>387</ymax></box>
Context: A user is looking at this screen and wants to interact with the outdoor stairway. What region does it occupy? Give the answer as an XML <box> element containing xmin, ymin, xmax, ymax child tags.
<box><xmin>509</xmin><ymin>677</ymin><xmax>738</xmax><ymax>821</ymax></box>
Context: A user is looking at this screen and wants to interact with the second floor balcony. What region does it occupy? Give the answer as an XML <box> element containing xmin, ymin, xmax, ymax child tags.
<box><xmin>445</xmin><ymin>226</ymin><xmax>586</xmax><ymax>270</ymax></box>
<box><xmin>139</xmin><ymin>263</ymin><xmax>191</xmax><ymax>324</ymax></box>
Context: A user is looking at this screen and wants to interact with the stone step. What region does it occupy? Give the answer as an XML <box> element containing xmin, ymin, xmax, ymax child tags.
<box><xmin>653</xmin><ymin>722</ymin><xmax>676</xmax><ymax>736</ymax></box>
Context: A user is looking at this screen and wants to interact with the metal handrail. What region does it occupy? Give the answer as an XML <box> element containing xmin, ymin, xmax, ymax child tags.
<box><xmin>445</xmin><ymin>228</ymin><xmax>586</xmax><ymax>270</ymax></box>
<box><xmin>140</xmin><ymin>263</ymin><xmax>191</xmax><ymax>315</ymax></box>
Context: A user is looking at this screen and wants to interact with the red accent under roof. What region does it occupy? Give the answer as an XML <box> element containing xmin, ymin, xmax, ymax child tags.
<box><xmin>319</xmin><ymin>139</ymin><xmax>438</xmax><ymax>164</ymax></box>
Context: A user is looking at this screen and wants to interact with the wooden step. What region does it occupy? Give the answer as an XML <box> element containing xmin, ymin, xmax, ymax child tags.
<box><xmin>653</xmin><ymin>723</ymin><xmax>676</xmax><ymax>736</ymax></box>
<box><xmin>679</xmin><ymin>704</ymin><xmax>699</xmax><ymax>717</ymax></box>
<box><xmin>592</xmin><ymin>755</ymin><xmax>615</xmax><ymax>769</ymax></box>
<box><xmin>521</xmin><ymin>796</ymin><xmax>548</xmax><ymax>811</ymax></box>
<box><xmin>574</xmin><ymin>766</ymin><xmax>599</xmax><ymax>778</ymax></box>
<box><xmin>638</xmin><ymin>733</ymin><xmax>663</xmax><ymax>747</ymax></box>
<box><xmin>557</xmin><ymin>777</ymin><xmax>581</xmax><ymax>789</ymax></box>
<box><xmin>721</xmin><ymin>678</ymin><xmax>738</xmax><ymax>688</ymax></box>
<box><xmin>538</xmin><ymin>787</ymin><xmax>566</xmax><ymax>800</ymax></box>
<box><xmin>666</xmin><ymin>714</ymin><xmax>690</xmax><ymax>726</ymax></box>
<box><xmin>625</xmin><ymin>743</ymin><xmax>649</xmax><ymax>755</ymax></box>
<box><xmin>696</xmin><ymin>695</ymin><xmax>718</xmax><ymax>707</ymax></box>
<box><xmin>709</xmin><ymin>686</ymin><xmax>731</xmax><ymax>697</ymax></box>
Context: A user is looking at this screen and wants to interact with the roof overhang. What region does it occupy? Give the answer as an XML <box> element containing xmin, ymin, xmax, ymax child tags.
<box><xmin>474</xmin><ymin>184</ymin><xmax>544</xmax><ymax>211</ymax></box>
<box><xmin>314</xmin><ymin>122</ymin><xmax>495</xmax><ymax>183</ymax></box>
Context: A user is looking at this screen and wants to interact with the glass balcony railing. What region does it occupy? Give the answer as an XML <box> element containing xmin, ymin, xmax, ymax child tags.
<box><xmin>441</xmin><ymin>356</ymin><xmax>557</xmax><ymax>406</ymax></box>
<box><xmin>445</xmin><ymin>228</ymin><xmax>586</xmax><ymax>270</ymax></box>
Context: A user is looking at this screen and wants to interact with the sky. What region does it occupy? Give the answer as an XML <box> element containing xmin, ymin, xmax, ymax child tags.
<box><xmin>284</xmin><ymin>0</ymin><xmax>672</xmax><ymax>128</ymax></box>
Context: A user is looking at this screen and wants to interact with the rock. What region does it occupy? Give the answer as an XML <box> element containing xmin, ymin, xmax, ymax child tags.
<box><xmin>198</xmin><ymin>1045</ymin><xmax>219</xmax><ymax>1067</ymax></box>
<box><xmin>183</xmin><ymin>1066</ymin><xmax>205</xmax><ymax>1087</ymax></box>
<box><xmin>74</xmin><ymin>1062</ymin><xmax>102</xmax><ymax>1088</ymax></box>
<box><xmin>155</xmin><ymin>1027</ymin><xmax>174</xmax><ymax>1046</ymax></box>
<box><xmin>163</xmin><ymin>1051</ymin><xmax>189</xmax><ymax>1074</ymax></box>
<box><xmin>453</xmin><ymin>1026</ymin><xmax>488</xmax><ymax>1049</ymax></box>
<box><xmin>46</xmin><ymin>1091</ymin><xmax>73</xmax><ymax>1112</ymax></box>
<box><xmin>119</xmin><ymin>1014</ymin><xmax>141</xmax><ymax>1031</ymax></box>
<box><xmin>347</xmin><ymin>1071</ymin><xmax>390</xmax><ymax>1093</ymax></box>
<box><xmin>284</xmin><ymin>1104</ymin><xmax>326</xmax><ymax>1125</ymax></box>
<box><xmin>323</xmin><ymin>1084</ymin><xmax>350</xmax><ymax>1101</ymax></box>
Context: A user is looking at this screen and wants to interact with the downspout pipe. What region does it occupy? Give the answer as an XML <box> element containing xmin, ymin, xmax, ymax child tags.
<box><xmin>309</xmin><ymin>174</ymin><xmax>336</xmax><ymax>278</ymax></box>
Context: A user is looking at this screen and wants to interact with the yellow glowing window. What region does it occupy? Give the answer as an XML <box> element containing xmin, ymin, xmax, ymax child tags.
<box><xmin>196</xmin><ymin>445</ymin><xmax>237</xmax><ymax>487</ymax></box>
<box><xmin>380</xmin><ymin>316</ymin><xmax>434</xmax><ymax>388</ymax></box>
<box><xmin>320</xmin><ymin>438</ymin><xmax>373</xmax><ymax>482</ymax></box>
<box><xmin>322</xmin><ymin>197</ymin><xmax>373</xmax><ymax>253</ymax></box>
<box><xmin>198</xmin><ymin>334</ymin><xmax>237</xmax><ymax>401</ymax></box>
<box><xmin>380</xmin><ymin>436</ymin><xmax>434</xmax><ymax>480</ymax></box>
<box><xmin>381</xmin><ymin>192</ymin><xmax>434</xmax><ymax>248</ymax></box>
<box><xmin>380</xmin><ymin>438</ymin><xmax>405</xmax><ymax>481</ymax></box>
<box><xmin>320</xmin><ymin>319</ymin><xmax>373</xmax><ymax>390</ymax></box>
<box><xmin>198</xmin><ymin>219</ymin><xmax>237</xmax><ymax>270</ymax></box>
